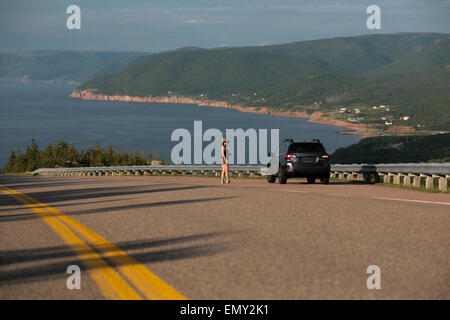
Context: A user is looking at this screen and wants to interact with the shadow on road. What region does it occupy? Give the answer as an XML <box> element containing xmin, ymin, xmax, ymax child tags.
<box><xmin>0</xmin><ymin>175</ymin><xmax>89</xmax><ymax>190</ymax></box>
<box><xmin>0</xmin><ymin>197</ymin><xmax>134</xmax><ymax>213</ymax></box>
<box><xmin>0</xmin><ymin>232</ymin><xmax>236</xmax><ymax>285</ymax></box>
<box><xmin>0</xmin><ymin>196</ymin><xmax>236</xmax><ymax>223</ymax></box>
<box><xmin>0</xmin><ymin>184</ymin><xmax>211</xmax><ymax>207</ymax></box>
<box><xmin>287</xmin><ymin>180</ymin><xmax>367</xmax><ymax>185</ymax></box>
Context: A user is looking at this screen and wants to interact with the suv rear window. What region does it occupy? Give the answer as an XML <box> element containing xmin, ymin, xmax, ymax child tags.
<box><xmin>288</xmin><ymin>143</ymin><xmax>325</xmax><ymax>153</ymax></box>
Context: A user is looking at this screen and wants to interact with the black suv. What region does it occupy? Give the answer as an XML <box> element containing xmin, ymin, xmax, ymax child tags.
<box><xmin>267</xmin><ymin>139</ymin><xmax>330</xmax><ymax>184</ymax></box>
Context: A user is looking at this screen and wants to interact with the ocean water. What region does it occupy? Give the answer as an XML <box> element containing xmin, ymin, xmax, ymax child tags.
<box><xmin>0</xmin><ymin>82</ymin><xmax>359</xmax><ymax>167</ymax></box>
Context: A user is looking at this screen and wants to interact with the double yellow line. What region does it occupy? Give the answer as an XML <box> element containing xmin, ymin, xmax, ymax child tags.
<box><xmin>0</xmin><ymin>184</ymin><xmax>186</xmax><ymax>300</ymax></box>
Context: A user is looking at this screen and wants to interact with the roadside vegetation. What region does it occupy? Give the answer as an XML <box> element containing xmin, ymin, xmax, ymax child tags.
<box><xmin>331</xmin><ymin>133</ymin><xmax>450</xmax><ymax>164</ymax></box>
<box><xmin>1</xmin><ymin>139</ymin><xmax>166</xmax><ymax>173</ymax></box>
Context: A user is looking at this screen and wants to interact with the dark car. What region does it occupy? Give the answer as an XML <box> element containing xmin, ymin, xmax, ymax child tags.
<box><xmin>267</xmin><ymin>139</ymin><xmax>330</xmax><ymax>184</ymax></box>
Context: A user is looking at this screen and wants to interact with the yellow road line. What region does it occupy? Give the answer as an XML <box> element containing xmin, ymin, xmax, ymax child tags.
<box><xmin>0</xmin><ymin>185</ymin><xmax>142</xmax><ymax>300</ymax></box>
<box><xmin>0</xmin><ymin>185</ymin><xmax>186</xmax><ymax>300</ymax></box>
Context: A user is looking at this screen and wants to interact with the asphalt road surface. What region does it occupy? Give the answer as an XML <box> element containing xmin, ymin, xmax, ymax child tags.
<box><xmin>0</xmin><ymin>174</ymin><xmax>449</xmax><ymax>299</ymax></box>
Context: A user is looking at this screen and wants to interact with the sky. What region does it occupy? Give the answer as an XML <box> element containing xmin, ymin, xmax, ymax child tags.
<box><xmin>1</xmin><ymin>0</ymin><xmax>449</xmax><ymax>53</ymax></box>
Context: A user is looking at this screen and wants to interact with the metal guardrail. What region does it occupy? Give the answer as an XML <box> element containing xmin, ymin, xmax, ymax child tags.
<box><xmin>32</xmin><ymin>163</ymin><xmax>450</xmax><ymax>191</ymax></box>
<box><xmin>331</xmin><ymin>163</ymin><xmax>450</xmax><ymax>176</ymax></box>
<box><xmin>330</xmin><ymin>163</ymin><xmax>450</xmax><ymax>192</ymax></box>
<box><xmin>32</xmin><ymin>163</ymin><xmax>450</xmax><ymax>176</ymax></box>
<box><xmin>32</xmin><ymin>165</ymin><xmax>260</xmax><ymax>176</ymax></box>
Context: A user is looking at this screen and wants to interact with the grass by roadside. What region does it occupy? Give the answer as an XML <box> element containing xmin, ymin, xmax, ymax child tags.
<box><xmin>373</xmin><ymin>182</ymin><xmax>450</xmax><ymax>194</ymax></box>
<box><xmin>0</xmin><ymin>172</ymin><xmax>32</xmax><ymax>176</ymax></box>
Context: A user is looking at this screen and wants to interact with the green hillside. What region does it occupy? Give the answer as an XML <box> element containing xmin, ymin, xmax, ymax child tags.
<box><xmin>331</xmin><ymin>133</ymin><xmax>450</xmax><ymax>164</ymax></box>
<box><xmin>78</xmin><ymin>33</ymin><xmax>450</xmax><ymax>130</ymax></box>
<box><xmin>0</xmin><ymin>51</ymin><xmax>150</xmax><ymax>83</ymax></box>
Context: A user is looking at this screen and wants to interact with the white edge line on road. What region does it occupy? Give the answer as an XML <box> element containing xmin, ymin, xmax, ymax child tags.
<box><xmin>265</xmin><ymin>188</ymin><xmax>450</xmax><ymax>207</ymax></box>
<box><xmin>369</xmin><ymin>197</ymin><xmax>450</xmax><ymax>206</ymax></box>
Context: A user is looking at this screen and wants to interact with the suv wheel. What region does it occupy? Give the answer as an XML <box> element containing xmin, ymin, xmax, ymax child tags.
<box><xmin>278</xmin><ymin>174</ymin><xmax>287</xmax><ymax>184</ymax></box>
<box><xmin>320</xmin><ymin>177</ymin><xmax>330</xmax><ymax>184</ymax></box>
<box><xmin>267</xmin><ymin>175</ymin><xmax>276</xmax><ymax>183</ymax></box>
<box><xmin>307</xmin><ymin>176</ymin><xmax>316</xmax><ymax>184</ymax></box>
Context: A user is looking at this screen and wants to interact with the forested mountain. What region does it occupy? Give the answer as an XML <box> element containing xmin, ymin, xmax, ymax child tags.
<box><xmin>0</xmin><ymin>51</ymin><xmax>150</xmax><ymax>83</ymax></box>
<box><xmin>78</xmin><ymin>33</ymin><xmax>450</xmax><ymax>130</ymax></box>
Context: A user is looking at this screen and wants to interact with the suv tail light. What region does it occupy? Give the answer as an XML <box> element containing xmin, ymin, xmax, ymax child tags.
<box><xmin>284</xmin><ymin>153</ymin><xmax>297</xmax><ymax>160</ymax></box>
<box><xmin>321</xmin><ymin>154</ymin><xmax>330</xmax><ymax>160</ymax></box>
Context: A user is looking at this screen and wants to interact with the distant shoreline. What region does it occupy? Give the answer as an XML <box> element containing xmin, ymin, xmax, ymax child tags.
<box><xmin>71</xmin><ymin>89</ymin><xmax>371</xmax><ymax>138</ymax></box>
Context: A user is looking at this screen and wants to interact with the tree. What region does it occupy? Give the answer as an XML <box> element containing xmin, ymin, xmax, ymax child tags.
<box><xmin>1</xmin><ymin>140</ymin><xmax>167</xmax><ymax>172</ymax></box>
<box><xmin>25</xmin><ymin>138</ymin><xmax>40</xmax><ymax>171</ymax></box>
<box><xmin>13</xmin><ymin>149</ymin><xmax>27</xmax><ymax>172</ymax></box>
<box><xmin>1</xmin><ymin>149</ymin><xmax>16</xmax><ymax>173</ymax></box>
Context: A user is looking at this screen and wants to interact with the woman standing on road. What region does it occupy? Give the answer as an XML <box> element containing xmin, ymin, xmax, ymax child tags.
<box><xmin>221</xmin><ymin>138</ymin><xmax>230</xmax><ymax>184</ymax></box>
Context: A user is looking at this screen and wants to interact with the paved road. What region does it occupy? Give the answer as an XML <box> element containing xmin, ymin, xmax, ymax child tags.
<box><xmin>0</xmin><ymin>174</ymin><xmax>449</xmax><ymax>299</ymax></box>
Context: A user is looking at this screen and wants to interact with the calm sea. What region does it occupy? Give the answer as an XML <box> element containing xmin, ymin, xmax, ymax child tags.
<box><xmin>0</xmin><ymin>82</ymin><xmax>359</xmax><ymax>167</ymax></box>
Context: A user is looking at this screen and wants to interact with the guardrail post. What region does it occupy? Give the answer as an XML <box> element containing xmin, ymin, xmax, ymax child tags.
<box><xmin>404</xmin><ymin>174</ymin><xmax>412</xmax><ymax>187</ymax></box>
<box><xmin>393</xmin><ymin>174</ymin><xmax>401</xmax><ymax>185</ymax></box>
<box><xmin>422</xmin><ymin>174</ymin><xmax>433</xmax><ymax>190</ymax></box>
<box><xmin>369</xmin><ymin>174</ymin><xmax>377</xmax><ymax>183</ymax></box>
<box><xmin>436</xmin><ymin>175</ymin><xmax>447</xmax><ymax>192</ymax></box>
<box><xmin>411</xmin><ymin>174</ymin><xmax>420</xmax><ymax>188</ymax></box>
<box><xmin>383</xmin><ymin>173</ymin><xmax>390</xmax><ymax>184</ymax></box>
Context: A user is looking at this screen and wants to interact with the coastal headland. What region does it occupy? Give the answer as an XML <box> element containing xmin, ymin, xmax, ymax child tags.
<box><xmin>71</xmin><ymin>89</ymin><xmax>371</xmax><ymax>137</ymax></box>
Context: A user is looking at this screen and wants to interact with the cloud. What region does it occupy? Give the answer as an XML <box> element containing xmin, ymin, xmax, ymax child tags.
<box><xmin>183</xmin><ymin>19</ymin><xmax>224</xmax><ymax>24</ymax></box>
<box><xmin>258</xmin><ymin>40</ymin><xmax>272</xmax><ymax>46</ymax></box>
